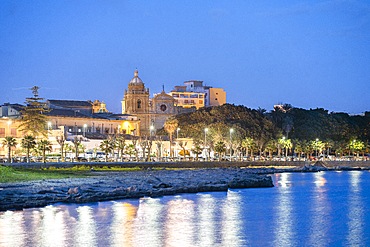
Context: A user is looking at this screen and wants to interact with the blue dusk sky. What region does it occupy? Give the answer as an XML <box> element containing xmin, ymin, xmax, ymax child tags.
<box><xmin>1</xmin><ymin>0</ymin><xmax>369</xmax><ymax>114</ymax></box>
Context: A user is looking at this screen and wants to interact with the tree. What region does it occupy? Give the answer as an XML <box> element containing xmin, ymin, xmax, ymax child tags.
<box><xmin>2</xmin><ymin>137</ymin><xmax>17</xmax><ymax>163</ymax></box>
<box><xmin>310</xmin><ymin>139</ymin><xmax>325</xmax><ymax>159</ymax></box>
<box><xmin>37</xmin><ymin>139</ymin><xmax>52</xmax><ymax>163</ymax></box>
<box><xmin>115</xmin><ymin>135</ymin><xmax>126</xmax><ymax>161</ymax></box>
<box><xmin>348</xmin><ymin>139</ymin><xmax>365</xmax><ymax>159</ymax></box>
<box><xmin>164</xmin><ymin>117</ymin><xmax>178</xmax><ymax>157</ymax></box>
<box><xmin>63</xmin><ymin>143</ymin><xmax>73</xmax><ymax>160</ymax></box>
<box><xmin>178</xmin><ymin>141</ymin><xmax>188</xmax><ymax>159</ymax></box>
<box><xmin>100</xmin><ymin>139</ymin><xmax>115</xmax><ymax>161</ymax></box>
<box><xmin>139</xmin><ymin>137</ymin><xmax>149</xmax><ymax>161</ymax></box>
<box><xmin>214</xmin><ymin>141</ymin><xmax>226</xmax><ymax>161</ymax></box>
<box><xmin>56</xmin><ymin>135</ymin><xmax>66</xmax><ymax>162</ymax></box>
<box><xmin>264</xmin><ymin>140</ymin><xmax>277</xmax><ymax>160</ymax></box>
<box><xmin>155</xmin><ymin>136</ymin><xmax>164</xmax><ymax>161</ymax></box>
<box><xmin>72</xmin><ymin>137</ymin><xmax>83</xmax><ymax>161</ymax></box>
<box><xmin>242</xmin><ymin>137</ymin><xmax>254</xmax><ymax>158</ymax></box>
<box><xmin>125</xmin><ymin>143</ymin><xmax>136</xmax><ymax>160</ymax></box>
<box><xmin>191</xmin><ymin>140</ymin><xmax>203</xmax><ymax>161</ymax></box>
<box><xmin>18</xmin><ymin>86</ymin><xmax>49</xmax><ymax>138</ymax></box>
<box><xmin>21</xmin><ymin>135</ymin><xmax>36</xmax><ymax>163</ymax></box>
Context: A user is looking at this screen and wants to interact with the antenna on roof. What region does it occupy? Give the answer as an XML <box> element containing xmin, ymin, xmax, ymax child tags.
<box><xmin>162</xmin><ymin>84</ymin><xmax>165</xmax><ymax>92</ymax></box>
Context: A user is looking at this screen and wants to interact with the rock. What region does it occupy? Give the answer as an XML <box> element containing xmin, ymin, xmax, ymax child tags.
<box><xmin>0</xmin><ymin>169</ymin><xmax>275</xmax><ymax>211</ymax></box>
<box><xmin>68</xmin><ymin>187</ymin><xmax>80</xmax><ymax>195</ymax></box>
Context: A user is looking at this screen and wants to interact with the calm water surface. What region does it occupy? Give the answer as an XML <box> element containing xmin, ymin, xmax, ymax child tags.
<box><xmin>1</xmin><ymin>171</ymin><xmax>370</xmax><ymax>247</ymax></box>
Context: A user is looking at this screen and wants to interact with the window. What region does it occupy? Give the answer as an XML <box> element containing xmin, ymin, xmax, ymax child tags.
<box><xmin>0</xmin><ymin>128</ymin><xmax>4</xmax><ymax>137</ymax></box>
<box><xmin>215</xmin><ymin>98</ymin><xmax>218</xmax><ymax>101</ymax></box>
<box><xmin>11</xmin><ymin>128</ymin><xmax>17</xmax><ymax>136</ymax></box>
<box><xmin>137</xmin><ymin>99</ymin><xmax>142</xmax><ymax>109</ymax></box>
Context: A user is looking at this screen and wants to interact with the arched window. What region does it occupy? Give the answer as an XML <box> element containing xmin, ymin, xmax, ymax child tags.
<box><xmin>137</xmin><ymin>99</ymin><xmax>142</xmax><ymax>109</ymax></box>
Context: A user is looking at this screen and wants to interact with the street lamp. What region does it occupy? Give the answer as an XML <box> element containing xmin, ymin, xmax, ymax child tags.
<box><xmin>230</xmin><ymin>128</ymin><xmax>234</xmax><ymax>160</ymax></box>
<box><xmin>150</xmin><ymin>125</ymin><xmax>155</xmax><ymax>137</ymax></box>
<box><xmin>83</xmin><ymin>124</ymin><xmax>87</xmax><ymax>137</ymax></box>
<box><xmin>47</xmin><ymin>121</ymin><xmax>52</xmax><ymax>136</ymax></box>
<box><xmin>315</xmin><ymin>138</ymin><xmax>319</xmax><ymax>160</ymax></box>
<box><xmin>177</xmin><ymin>127</ymin><xmax>180</xmax><ymax>139</ymax></box>
<box><xmin>7</xmin><ymin>120</ymin><xmax>12</xmax><ymax>136</ymax></box>
<box><xmin>204</xmin><ymin>128</ymin><xmax>208</xmax><ymax>160</ymax></box>
<box><xmin>282</xmin><ymin>136</ymin><xmax>286</xmax><ymax>158</ymax></box>
<box><xmin>352</xmin><ymin>140</ymin><xmax>356</xmax><ymax>159</ymax></box>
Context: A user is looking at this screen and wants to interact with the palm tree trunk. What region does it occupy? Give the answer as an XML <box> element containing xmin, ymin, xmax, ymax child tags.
<box><xmin>8</xmin><ymin>147</ymin><xmax>11</xmax><ymax>163</ymax></box>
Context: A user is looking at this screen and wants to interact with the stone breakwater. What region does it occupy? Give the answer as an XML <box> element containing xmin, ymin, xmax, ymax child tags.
<box><xmin>0</xmin><ymin>168</ymin><xmax>273</xmax><ymax>211</ymax></box>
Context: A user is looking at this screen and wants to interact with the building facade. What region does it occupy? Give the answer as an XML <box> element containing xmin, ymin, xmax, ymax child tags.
<box><xmin>121</xmin><ymin>70</ymin><xmax>178</xmax><ymax>135</ymax></box>
<box><xmin>169</xmin><ymin>80</ymin><xmax>226</xmax><ymax>109</ymax></box>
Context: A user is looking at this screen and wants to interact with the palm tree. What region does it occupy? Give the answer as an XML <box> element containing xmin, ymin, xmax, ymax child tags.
<box><xmin>242</xmin><ymin>137</ymin><xmax>254</xmax><ymax>158</ymax></box>
<box><xmin>125</xmin><ymin>143</ymin><xmax>136</xmax><ymax>161</ymax></box>
<box><xmin>191</xmin><ymin>140</ymin><xmax>203</xmax><ymax>161</ymax></box>
<box><xmin>115</xmin><ymin>135</ymin><xmax>126</xmax><ymax>161</ymax></box>
<box><xmin>264</xmin><ymin>140</ymin><xmax>277</xmax><ymax>160</ymax></box>
<box><xmin>37</xmin><ymin>139</ymin><xmax>52</xmax><ymax>163</ymax></box>
<box><xmin>214</xmin><ymin>141</ymin><xmax>226</xmax><ymax>161</ymax></box>
<box><xmin>2</xmin><ymin>136</ymin><xmax>17</xmax><ymax>163</ymax></box>
<box><xmin>292</xmin><ymin>139</ymin><xmax>303</xmax><ymax>160</ymax></box>
<box><xmin>21</xmin><ymin>135</ymin><xmax>36</xmax><ymax>163</ymax></box>
<box><xmin>100</xmin><ymin>139</ymin><xmax>115</xmax><ymax>161</ymax></box>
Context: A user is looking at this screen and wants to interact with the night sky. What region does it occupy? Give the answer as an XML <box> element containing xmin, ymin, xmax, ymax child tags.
<box><xmin>1</xmin><ymin>1</ymin><xmax>369</xmax><ymax>114</ymax></box>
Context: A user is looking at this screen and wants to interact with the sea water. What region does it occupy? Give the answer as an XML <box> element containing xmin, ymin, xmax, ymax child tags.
<box><xmin>1</xmin><ymin>171</ymin><xmax>369</xmax><ymax>247</ymax></box>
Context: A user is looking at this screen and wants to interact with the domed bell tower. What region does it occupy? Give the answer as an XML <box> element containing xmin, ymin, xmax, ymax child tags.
<box><xmin>121</xmin><ymin>69</ymin><xmax>150</xmax><ymax>135</ymax></box>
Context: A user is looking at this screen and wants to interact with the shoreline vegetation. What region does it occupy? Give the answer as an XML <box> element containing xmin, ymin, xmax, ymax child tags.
<box><xmin>1</xmin><ymin>161</ymin><xmax>369</xmax><ymax>212</ymax></box>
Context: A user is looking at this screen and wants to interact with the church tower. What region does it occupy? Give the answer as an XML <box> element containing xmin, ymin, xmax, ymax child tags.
<box><xmin>122</xmin><ymin>69</ymin><xmax>150</xmax><ymax>135</ymax></box>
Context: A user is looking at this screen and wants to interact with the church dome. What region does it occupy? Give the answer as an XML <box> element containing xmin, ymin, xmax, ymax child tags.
<box><xmin>129</xmin><ymin>69</ymin><xmax>144</xmax><ymax>84</ymax></box>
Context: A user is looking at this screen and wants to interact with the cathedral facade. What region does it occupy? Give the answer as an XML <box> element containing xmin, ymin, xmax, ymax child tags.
<box><xmin>121</xmin><ymin>70</ymin><xmax>177</xmax><ymax>136</ymax></box>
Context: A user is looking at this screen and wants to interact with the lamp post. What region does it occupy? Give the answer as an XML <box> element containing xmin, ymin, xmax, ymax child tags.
<box><xmin>177</xmin><ymin>127</ymin><xmax>180</xmax><ymax>139</ymax></box>
<box><xmin>352</xmin><ymin>140</ymin><xmax>355</xmax><ymax>160</ymax></box>
<box><xmin>83</xmin><ymin>124</ymin><xmax>87</xmax><ymax>137</ymax></box>
<box><xmin>47</xmin><ymin>121</ymin><xmax>52</xmax><ymax>137</ymax></box>
<box><xmin>7</xmin><ymin>120</ymin><xmax>12</xmax><ymax>136</ymax></box>
<box><xmin>150</xmin><ymin>125</ymin><xmax>154</xmax><ymax>137</ymax></box>
<box><xmin>204</xmin><ymin>128</ymin><xmax>208</xmax><ymax>160</ymax></box>
<box><xmin>229</xmin><ymin>128</ymin><xmax>234</xmax><ymax>160</ymax></box>
<box><xmin>315</xmin><ymin>138</ymin><xmax>319</xmax><ymax>160</ymax></box>
<box><xmin>282</xmin><ymin>136</ymin><xmax>286</xmax><ymax>158</ymax></box>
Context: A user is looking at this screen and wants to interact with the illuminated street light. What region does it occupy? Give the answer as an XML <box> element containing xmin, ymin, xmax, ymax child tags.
<box><xmin>47</xmin><ymin>121</ymin><xmax>52</xmax><ymax>136</ymax></box>
<box><xmin>7</xmin><ymin>120</ymin><xmax>12</xmax><ymax>136</ymax></box>
<box><xmin>204</xmin><ymin>128</ymin><xmax>208</xmax><ymax>160</ymax></box>
<box><xmin>177</xmin><ymin>127</ymin><xmax>180</xmax><ymax>139</ymax></box>
<box><xmin>230</xmin><ymin>128</ymin><xmax>234</xmax><ymax>160</ymax></box>
<box><xmin>83</xmin><ymin>124</ymin><xmax>87</xmax><ymax>137</ymax></box>
<box><xmin>150</xmin><ymin>125</ymin><xmax>155</xmax><ymax>137</ymax></box>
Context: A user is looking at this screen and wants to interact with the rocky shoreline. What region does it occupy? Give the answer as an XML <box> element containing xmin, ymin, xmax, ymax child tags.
<box><xmin>0</xmin><ymin>168</ymin><xmax>274</xmax><ymax>212</ymax></box>
<box><xmin>1</xmin><ymin>162</ymin><xmax>369</xmax><ymax>212</ymax></box>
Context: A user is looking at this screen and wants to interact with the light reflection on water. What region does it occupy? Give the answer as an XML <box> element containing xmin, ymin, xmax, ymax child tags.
<box><xmin>346</xmin><ymin>171</ymin><xmax>364</xmax><ymax>246</ymax></box>
<box><xmin>1</xmin><ymin>171</ymin><xmax>370</xmax><ymax>247</ymax></box>
<box><xmin>273</xmin><ymin>173</ymin><xmax>295</xmax><ymax>247</ymax></box>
